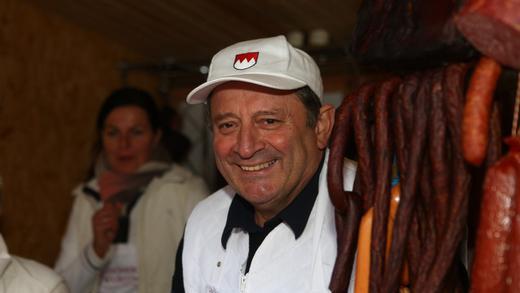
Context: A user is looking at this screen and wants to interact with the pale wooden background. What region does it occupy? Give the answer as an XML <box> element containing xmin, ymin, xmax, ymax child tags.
<box><xmin>0</xmin><ymin>0</ymin><xmax>161</xmax><ymax>266</ymax></box>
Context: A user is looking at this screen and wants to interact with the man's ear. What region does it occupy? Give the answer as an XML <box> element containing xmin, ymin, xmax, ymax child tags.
<box><xmin>315</xmin><ymin>104</ymin><xmax>335</xmax><ymax>150</ymax></box>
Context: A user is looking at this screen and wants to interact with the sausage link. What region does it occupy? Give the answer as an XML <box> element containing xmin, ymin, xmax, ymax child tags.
<box><xmin>329</xmin><ymin>194</ymin><xmax>363</xmax><ymax>292</ymax></box>
<box><xmin>392</xmin><ymin>76</ymin><xmax>418</xmax><ymax>283</ymax></box>
<box><xmin>412</xmin><ymin>69</ymin><xmax>450</xmax><ymax>291</ymax></box>
<box><xmin>462</xmin><ymin>56</ymin><xmax>502</xmax><ymax>166</ymax></box>
<box><xmin>403</xmin><ymin>161</ymin><xmax>427</xmax><ymax>289</ymax></box>
<box><xmin>421</xmin><ymin>63</ymin><xmax>471</xmax><ymax>293</ymax></box>
<box><xmin>428</xmin><ymin>68</ymin><xmax>450</xmax><ymax>235</ymax></box>
<box><xmin>328</xmin><ymin>93</ymin><xmax>355</xmax><ymax>212</ymax></box>
<box><xmin>504</xmin><ymin>136</ymin><xmax>520</xmax><ymax>293</ymax></box>
<box><xmin>353</xmin><ymin>83</ymin><xmax>377</xmax><ymax>211</ymax></box>
<box><xmin>506</xmin><ymin>168</ymin><xmax>519</xmax><ymax>293</ymax></box>
<box><xmin>392</xmin><ymin>73</ymin><xmax>420</xmax><ymax>186</ymax></box>
<box><xmin>411</xmin><ymin>153</ymin><xmax>434</xmax><ymax>289</ymax></box>
<box><xmin>399</xmin><ymin>74</ymin><xmax>419</xmax><ymax>141</ymax></box>
<box><xmin>382</xmin><ymin>72</ymin><xmax>431</xmax><ymax>293</ymax></box>
<box><xmin>506</xmin><ymin>158</ymin><xmax>520</xmax><ymax>293</ymax></box>
<box><xmin>328</xmin><ymin>88</ymin><xmax>365</xmax><ymax>292</ymax></box>
<box><xmin>392</xmin><ymin>81</ymin><xmax>407</xmax><ymax>182</ymax></box>
<box><xmin>470</xmin><ymin>152</ymin><xmax>516</xmax><ymax>292</ymax></box>
<box><xmin>369</xmin><ymin>77</ymin><xmax>401</xmax><ymax>293</ymax></box>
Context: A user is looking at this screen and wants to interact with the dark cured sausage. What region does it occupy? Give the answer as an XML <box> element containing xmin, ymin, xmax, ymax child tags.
<box><xmin>369</xmin><ymin>77</ymin><xmax>400</xmax><ymax>293</ymax></box>
<box><xmin>428</xmin><ymin>68</ymin><xmax>450</xmax><ymax>235</ymax></box>
<box><xmin>412</xmin><ymin>155</ymin><xmax>434</xmax><ymax>287</ymax></box>
<box><xmin>392</xmin><ymin>75</ymin><xmax>421</xmax><ymax>286</ymax></box>
<box><xmin>421</xmin><ymin>63</ymin><xmax>470</xmax><ymax>293</ymax></box>
<box><xmin>328</xmin><ymin>93</ymin><xmax>355</xmax><ymax>212</ymax></box>
<box><xmin>420</xmin><ymin>69</ymin><xmax>446</xmax><ymax>285</ymax></box>
<box><xmin>412</xmin><ymin>70</ymin><xmax>446</xmax><ymax>291</ymax></box>
<box><xmin>382</xmin><ymin>72</ymin><xmax>430</xmax><ymax>293</ymax></box>
<box><xmin>462</xmin><ymin>56</ymin><xmax>502</xmax><ymax>166</ymax></box>
<box><xmin>393</xmin><ymin>74</ymin><xmax>419</xmax><ymax>189</ymax></box>
<box><xmin>327</xmin><ymin>91</ymin><xmax>352</xmax><ymax>291</ymax></box>
<box><xmin>327</xmin><ymin>90</ymin><xmax>362</xmax><ymax>292</ymax></box>
<box><xmin>399</xmin><ymin>74</ymin><xmax>418</xmax><ymax>141</ymax></box>
<box><xmin>329</xmin><ymin>198</ymin><xmax>362</xmax><ymax>293</ymax></box>
<box><xmin>353</xmin><ymin>83</ymin><xmax>377</xmax><ymax>211</ymax></box>
<box><xmin>392</xmin><ymin>79</ymin><xmax>408</xmax><ymax>181</ymax></box>
<box><xmin>413</xmin><ymin>82</ymin><xmax>442</xmax><ymax>285</ymax></box>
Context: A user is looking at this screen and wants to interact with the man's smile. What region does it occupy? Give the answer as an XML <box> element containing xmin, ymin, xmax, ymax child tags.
<box><xmin>239</xmin><ymin>159</ymin><xmax>278</xmax><ymax>172</ymax></box>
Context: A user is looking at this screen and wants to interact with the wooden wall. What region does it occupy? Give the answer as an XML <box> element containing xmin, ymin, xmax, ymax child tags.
<box><xmin>0</xmin><ymin>0</ymin><xmax>159</xmax><ymax>266</ymax></box>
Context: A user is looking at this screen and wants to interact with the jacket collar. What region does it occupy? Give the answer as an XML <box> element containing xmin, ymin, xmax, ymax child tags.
<box><xmin>221</xmin><ymin>158</ymin><xmax>324</xmax><ymax>249</ymax></box>
<box><xmin>0</xmin><ymin>234</ymin><xmax>12</xmax><ymax>278</ymax></box>
<box><xmin>83</xmin><ymin>160</ymin><xmax>172</xmax><ymax>192</ymax></box>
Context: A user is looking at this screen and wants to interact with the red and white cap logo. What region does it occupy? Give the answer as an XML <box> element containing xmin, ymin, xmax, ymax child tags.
<box><xmin>233</xmin><ymin>52</ymin><xmax>259</xmax><ymax>70</ymax></box>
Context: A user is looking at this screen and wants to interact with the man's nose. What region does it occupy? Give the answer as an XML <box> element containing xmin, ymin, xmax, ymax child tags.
<box><xmin>234</xmin><ymin>125</ymin><xmax>263</xmax><ymax>159</ymax></box>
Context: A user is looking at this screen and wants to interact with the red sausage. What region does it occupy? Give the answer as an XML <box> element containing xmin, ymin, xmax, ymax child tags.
<box><xmin>471</xmin><ymin>139</ymin><xmax>518</xmax><ymax>292</ymax></box>
<box><xmin>462</xmin><ymin>56</ymin><xmax>502</xmax><ymax>166</ymax></box>
<box><xmin>505</xmin><ymin>137</ymin><xmax>520</xmax><ymax>293</ymax></box>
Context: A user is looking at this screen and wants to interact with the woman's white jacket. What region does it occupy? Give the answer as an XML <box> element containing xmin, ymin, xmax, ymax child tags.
<box><xmin>55</xmin><ymin>164</ymin><xmax>208</xmax><ymax>293</ymax></box>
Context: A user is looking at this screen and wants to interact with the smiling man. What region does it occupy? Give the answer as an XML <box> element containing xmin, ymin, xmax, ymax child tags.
<box><xmin>172</xmin><ymin>35</ymin><xmax>356</xmax><ymax>293</ymax></box>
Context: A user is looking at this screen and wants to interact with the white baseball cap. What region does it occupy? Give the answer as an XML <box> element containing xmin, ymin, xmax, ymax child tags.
<box><xmin>186</xmin><ymin>35</ymin><xmax>323</xmax><ymax>104</ymax></box>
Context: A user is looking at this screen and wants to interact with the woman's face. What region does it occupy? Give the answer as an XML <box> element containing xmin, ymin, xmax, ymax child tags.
<box><xmin>102</xmin><ymin>105</ymin><xmax>159</xmax><ymax>174</ymax></box>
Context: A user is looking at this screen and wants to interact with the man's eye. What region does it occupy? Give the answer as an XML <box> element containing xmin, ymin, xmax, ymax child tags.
<box><xmin>217</xmin><ymin>122</ymin><xmax>236</xmax><ymax>131</ymax></box>
<box><xmin>261</xmin><ymin>118</ymin><xmax>280</xmax><ymax>126</ymax></box>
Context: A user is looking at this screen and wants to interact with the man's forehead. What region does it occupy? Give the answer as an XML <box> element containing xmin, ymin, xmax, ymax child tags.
<box><xmin>210</xmin><ymin>89</ymin><xmax>298</xmax><ymax>109</ymax></box>
<box><xmin>209</xmin><ymin>90</ymin><xmax>303</xmax><ymax>120</ymax></box>
<box><xmin>212</xmin><ymin>81</ymin><xmax>297</xmax><ymax>96</ymax></box>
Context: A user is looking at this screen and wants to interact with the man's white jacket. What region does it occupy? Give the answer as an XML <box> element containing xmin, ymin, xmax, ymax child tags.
<box><xmin>182</xmin><ymin>152</ymin><xmax>356</xmax><ymax>293</ymax></box>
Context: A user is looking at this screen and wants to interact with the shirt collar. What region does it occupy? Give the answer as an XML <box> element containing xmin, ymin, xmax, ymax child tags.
<box><xmin>221</xmin><ymin>158</ymin><xmax>324</xmax><ymax>249</ymax></box>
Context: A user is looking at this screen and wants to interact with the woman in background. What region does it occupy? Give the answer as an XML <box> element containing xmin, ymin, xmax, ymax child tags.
<box><xmin>55</xmin><ymin>87</ymin><xmax>208</xmax><ymax>293</ymax></box>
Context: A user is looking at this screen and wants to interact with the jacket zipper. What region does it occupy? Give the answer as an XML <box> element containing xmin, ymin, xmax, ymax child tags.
<box><xmin>240</xmin><ymin>273</ymin><xmax>247</xmax><ymax>292</ymax></box>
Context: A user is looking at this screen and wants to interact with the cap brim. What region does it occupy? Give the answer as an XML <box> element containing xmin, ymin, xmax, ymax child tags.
<box><xmin>186</xmin><ymin>73</ymin><xmax>307</xmax><ymax>104</ymax></box>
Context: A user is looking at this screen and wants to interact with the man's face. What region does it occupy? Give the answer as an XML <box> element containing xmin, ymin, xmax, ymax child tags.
<box><xmin>210</xmin><ymin>82</ymin><xmax>333</xmax><ymax>223</ymax></box>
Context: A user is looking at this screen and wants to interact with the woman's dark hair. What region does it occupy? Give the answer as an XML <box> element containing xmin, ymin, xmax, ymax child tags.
<box><xmin>85</xmin><ymin>87</ymin><xmax>160</xmax><ymax>180</ymax></box>
<box><xmin>96</xmin><ymin>87</ymin><xmax>160</xmax><ymax>133</ymax></box>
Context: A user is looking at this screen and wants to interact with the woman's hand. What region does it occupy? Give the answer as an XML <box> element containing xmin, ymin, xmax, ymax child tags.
<box><xmin>92</xmin><ymin>202</ymin><xmax>122</xmax><ymax>258</ymax></box>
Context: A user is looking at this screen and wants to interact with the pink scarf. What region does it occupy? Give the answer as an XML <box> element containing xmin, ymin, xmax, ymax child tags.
<box><xmin>98</xmin><ymin>162</ymin><xmax>170</xmax><ymax>204</ymax></box>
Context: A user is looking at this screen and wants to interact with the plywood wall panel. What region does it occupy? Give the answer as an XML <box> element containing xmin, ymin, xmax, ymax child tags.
<box><xmin>0</xmin><ymin>0</ymin><xmax>157</xmax><ymax>266</ymax></box>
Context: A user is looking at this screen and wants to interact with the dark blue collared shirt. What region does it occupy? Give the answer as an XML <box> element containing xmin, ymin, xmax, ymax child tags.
<box><xmin>221</xmin><ymin>159</ymin><xmax>323</xmax><ymax>273</ymax></box>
